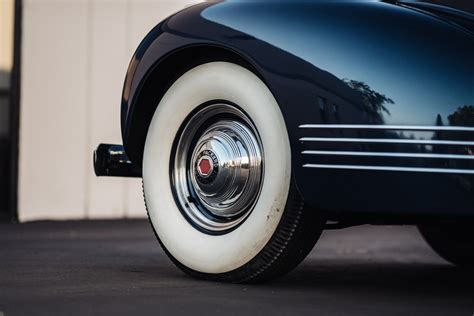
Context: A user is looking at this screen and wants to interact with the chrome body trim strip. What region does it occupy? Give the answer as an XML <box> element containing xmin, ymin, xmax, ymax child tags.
<box><xmin>301</xmin><ymin>150</ymin><xmax>474</xmax><ymax>160</ymax></box>
<box><xmin>299</xmin><ymin>137</ymin><xmax>474</xmax><ymax>146</ymax></box>
<box><xmin>302</xmin><ymin>164</ymin><xmax>474</xmax><ymax>174</ymax></box>
<box><xmin>298</xmin><ymin>124</ymin><xmax>474</xmax><ymax>132</ymax></box>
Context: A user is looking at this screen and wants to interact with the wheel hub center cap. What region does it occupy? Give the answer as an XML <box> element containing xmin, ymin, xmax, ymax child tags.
<box><xmin>189</xmin><ymin>120</ymin><xmax>263</xmax><ymax>218</ymax></box>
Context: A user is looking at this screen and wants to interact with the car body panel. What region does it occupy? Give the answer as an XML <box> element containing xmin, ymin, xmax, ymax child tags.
<box><xmin>121</xmin><ymin>0</ymin><xmax>474</xmax><ymax>217</ymax></box>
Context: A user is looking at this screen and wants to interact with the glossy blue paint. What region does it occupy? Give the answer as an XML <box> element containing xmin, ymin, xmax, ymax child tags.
<box><xmin>120</xmin><ymin>0</ymin><xmax>474</xmax><ymax>218</ymax></box>
<box><xmin>202</xmin><ymin>1</ymin><xmax>472</xmax><ymax>125</ymax></box>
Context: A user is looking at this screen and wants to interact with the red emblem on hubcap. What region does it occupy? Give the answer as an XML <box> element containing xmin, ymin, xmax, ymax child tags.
<box><xmin>198</xmin><ymin>158</ymin><xmax>212</xmax><ymax>176</ymax></box>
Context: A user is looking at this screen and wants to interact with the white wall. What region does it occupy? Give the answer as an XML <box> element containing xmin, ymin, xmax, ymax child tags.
<box><xmin>19</xmin><ymin>0</ymin><xmax>199</xmax><ymax>221</ymax></box>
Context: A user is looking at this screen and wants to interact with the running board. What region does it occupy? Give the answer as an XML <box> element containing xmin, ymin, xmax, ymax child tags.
<box><xmin>93</xmin><ymin>144</ymin><xmax>142</xmax><ymax>177</ymax></box>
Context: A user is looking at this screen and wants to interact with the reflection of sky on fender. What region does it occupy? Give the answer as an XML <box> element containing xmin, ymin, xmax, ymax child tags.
<box><xmin>202</xmin><ymin>1</ymin><xmax>474</xmax><ymax>125</ymax></box>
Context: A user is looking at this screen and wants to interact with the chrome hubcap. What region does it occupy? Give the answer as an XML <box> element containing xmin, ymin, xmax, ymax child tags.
<box><xmin>172</xmin><ymin>103</ymin><xmax>263</xmax><ymax>232</ymax></box>
<box><xmin>190</xmin><ymin>120</ymin><xmax>262</xmax><ymax>217</ymax></box>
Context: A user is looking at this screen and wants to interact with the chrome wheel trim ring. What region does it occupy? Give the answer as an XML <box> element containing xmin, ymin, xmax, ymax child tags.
<box><xmin>172</xmin><ymin>103</ymin><xmax>264</xmax><ymax>233</ymax></box>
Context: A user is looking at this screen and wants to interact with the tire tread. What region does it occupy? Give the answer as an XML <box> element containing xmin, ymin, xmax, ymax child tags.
<box><xmin>143</xmin><ymin>179</ymin><xmax>324</xmax><ymax>283</ymax></box>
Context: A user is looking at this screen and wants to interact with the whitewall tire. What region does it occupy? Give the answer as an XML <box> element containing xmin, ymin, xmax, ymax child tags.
<box><xmin>143</xmin><ymin>62</ymin><xmax>323</xmax><ymax>282</ymax></box>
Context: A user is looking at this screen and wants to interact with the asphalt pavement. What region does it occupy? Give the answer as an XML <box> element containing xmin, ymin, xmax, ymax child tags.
<box><xmin>1</xmin><ymin>219</ymin><xmax>473</xmax><ymax>316</ymax></box>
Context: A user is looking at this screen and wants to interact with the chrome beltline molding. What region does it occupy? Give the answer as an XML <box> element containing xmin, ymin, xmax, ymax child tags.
<box><xmin>299</xmin><ymin>125</ymin><xmax>474</xmax><ymax>174</ymax></box>
<box><xmin>301</xmin><ymin>150</ymin><xmax>474</xmax><ymax>160</ymax></box>
<box><xmin>299</xmin><ymin>137</ymin><xmax>474</xmax><ymax>146</ymax></box>
<box><xmin>298</xmin><ymin>124</ymin><xmax>474</xmax><ymax>132</ymax></box>
<box><xmin>302</xmin><ymin>164</ymin><xmax>474</xmax><ymax>175</ymax></box>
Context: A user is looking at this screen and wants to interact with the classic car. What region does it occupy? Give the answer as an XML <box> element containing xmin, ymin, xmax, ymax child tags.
<box><xmin>94</xmin><ymin>0</ymin><xmax>474</xmax><ymax>282</ymax></box>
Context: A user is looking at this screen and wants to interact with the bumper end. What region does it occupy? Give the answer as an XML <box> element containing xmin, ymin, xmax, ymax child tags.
<box><xmin>93</xmin><ymin>144</ymin><xmax>141</xmax><ymax>177</ymax></box>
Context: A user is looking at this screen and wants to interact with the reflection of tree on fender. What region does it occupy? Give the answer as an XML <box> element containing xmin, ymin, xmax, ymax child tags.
<box><xmin>448</xmin><ymin>105</ymin><xmax>474</xmax><ymax>154</ymax></box>
<box><xmin>343</xmin><ymin>79</ymin><xmax>394</xmax><ymax>124</ymax></box>
<box><xmin>342</xmin><ymin>79</ymin><xmax>397</xmax><ymax>155</ymax></box>
<box><xmin>449</xmin><ymin>105</ymin><xmax>474</xmax><ymax>129</ymax></box>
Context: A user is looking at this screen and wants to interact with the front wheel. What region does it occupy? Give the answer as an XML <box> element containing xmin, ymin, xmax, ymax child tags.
<box><xmin>142</xmin><ymin>62</ymin><xmax>324</xmax><ymax>283</ymax></box>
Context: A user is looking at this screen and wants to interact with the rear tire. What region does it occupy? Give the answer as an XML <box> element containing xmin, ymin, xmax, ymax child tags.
<box><xmin>419</xmin><ymin>224</ymin><xmax>474</xmax><ymax>267</ymax></box>
<box><xmin>142</xmin><ymin>62</ymin><xmax>324</xmax><ymax>283</ymax></box>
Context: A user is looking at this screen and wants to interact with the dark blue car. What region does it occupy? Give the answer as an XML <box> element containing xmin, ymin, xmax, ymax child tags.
<box><xmin>94</xmin><ymin>0</ymin><xmax>474</xmax><ymax>282</ymax></box>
